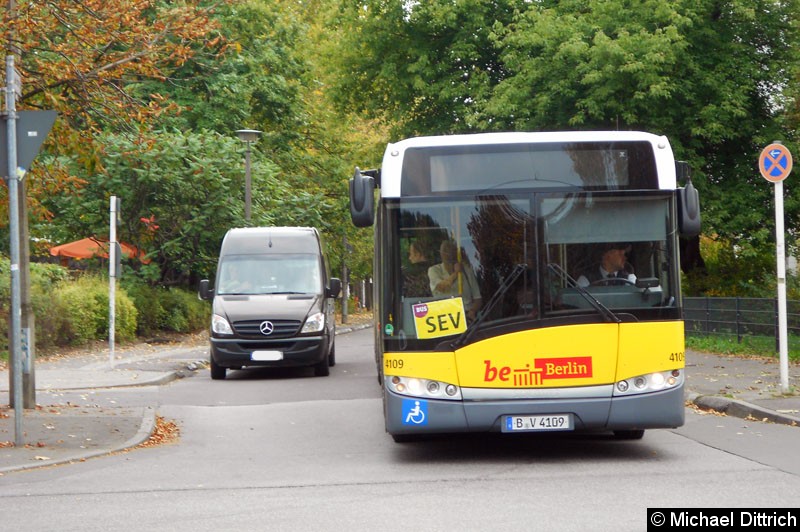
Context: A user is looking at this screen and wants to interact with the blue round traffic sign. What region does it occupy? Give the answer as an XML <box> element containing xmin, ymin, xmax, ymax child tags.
<box><xmin>759</xmin><ymin>143</ymin><xmax>793</xmax><ymax>182</ymax></box>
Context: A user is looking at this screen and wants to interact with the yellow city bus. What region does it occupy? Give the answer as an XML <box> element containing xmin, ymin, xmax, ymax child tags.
<box><xmin>349</xmin><ymin>131</ymin><xmax>701</xmax><ymax>442</ymax></box>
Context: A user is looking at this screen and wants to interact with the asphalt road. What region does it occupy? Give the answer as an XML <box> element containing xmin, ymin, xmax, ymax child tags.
<box><xmin>1</xmin><ymin>327</ymin><xmax>799</xmax><ymax>532</ymax></box>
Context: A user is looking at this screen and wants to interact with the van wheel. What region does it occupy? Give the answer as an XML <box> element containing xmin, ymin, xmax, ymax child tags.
<box><xmin>314</xmin><ymin>357</ymin><xmax>330</xmax><ymax>377</ymax></box>
<box><xmin>210</xmin><ymin>358</ymin><xmax>226</xmax><ymax>380</ymax></box>
<box><xmin>613</xmin><ymin>429</ymin><xmax>645</xmax><ymax>440</ymax></box>
<box><xmin>328</xmin><ymin>343</ymin><xmax>336</xmax><ymax>367</ymax></box>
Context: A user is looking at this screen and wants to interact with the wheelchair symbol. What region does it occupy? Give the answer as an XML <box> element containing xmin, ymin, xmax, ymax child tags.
<box><xmin>402</xmin><ymin>399</ymin><xmax>428</xmax><ymax>425</ymax></box>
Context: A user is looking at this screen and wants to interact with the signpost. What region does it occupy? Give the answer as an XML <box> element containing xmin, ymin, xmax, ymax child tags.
<box><xmin>759</xmin><ymin>142</ymin><xmax>793</xmax><ymax>393</ymax></box>
<box><xmin>3</xmin><ymin>52</ymin><xmax>57</xmax><ymax>444</ymax></box>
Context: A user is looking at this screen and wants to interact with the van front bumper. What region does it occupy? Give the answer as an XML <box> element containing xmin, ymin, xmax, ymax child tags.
<box><xmin>210</xmin><ymin>335</ymin><xmax>328</xmax><ymax>368</ymax></box>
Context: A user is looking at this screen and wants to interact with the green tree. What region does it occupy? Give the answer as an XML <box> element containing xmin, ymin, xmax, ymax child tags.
<box><xmin>486</xmin><ymin>0</ymin><xmax>800</xmax><ymax>262</ymax></box>
<box><xmin>327</xmin><ymin>0</ymin><xmax>800</xmax><ymax>293</ymax></box>
<box><xmin>327</xmin><ymin>0</ymin><xmax>521</xmax><ymax>137</ymax></box>
<box><xmin>0</xmin><ymin>0</ymin><xmax>225</xmax><ymax>226</ymax></box>
<box><xmin>41</xmin><ymin>129</ymin><xmax>286</xmax><ymax>284</ymax></box>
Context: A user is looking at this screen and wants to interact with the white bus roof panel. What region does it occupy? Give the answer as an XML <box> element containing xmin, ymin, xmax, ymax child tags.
<box><xmin>379</xmin><ymin>131</ymin><xmax>677</xmax><ymax>197</ymax></box>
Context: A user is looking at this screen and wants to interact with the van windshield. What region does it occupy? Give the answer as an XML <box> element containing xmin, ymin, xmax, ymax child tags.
<box><xmin>217</xmin><ymin>254</ymin><xmax>321</xmax><ymax>295</ymax></box>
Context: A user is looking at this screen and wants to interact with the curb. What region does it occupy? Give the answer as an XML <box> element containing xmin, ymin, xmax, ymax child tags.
<box><xmin>687</xmin><ymin>392</ymin><xmax>800</xmax><ymax>427</ymax></box>
<box><xmin>0</xmin><ymin>407</ymin><xmax>157</xmax><ymax>475</ymax></box>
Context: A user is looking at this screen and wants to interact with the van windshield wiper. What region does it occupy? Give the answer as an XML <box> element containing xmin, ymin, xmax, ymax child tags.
<box><xmin>451</xmin><ymin>263</ymin><xmax>527</xmax><ymax>349</ymax></box>
<box><xmin>265</xmin><ymin>291</ymin><xmax>308</xmax><ymax>295</ymax></box>
<box><xmin>547</xmin><ymin>263</ymin><xmax>621</xmax><ymax>323</ymax></box>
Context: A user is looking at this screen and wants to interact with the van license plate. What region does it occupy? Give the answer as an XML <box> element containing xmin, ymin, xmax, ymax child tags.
<box><xmin>502</xmin><ymin>414</ymin><xmax>573</xmax><ymax>432</ymax></box>
<box><xmin>251</xmin><ymin>351</ymin><xmax>283</xmax><ymax>361</ymax></box>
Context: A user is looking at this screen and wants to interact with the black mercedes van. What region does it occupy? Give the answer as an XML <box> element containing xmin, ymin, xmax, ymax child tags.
<box><xmin>198</xmin><ymin>227</ymin><xmax>341</xmax><ymax>379</ymax></box>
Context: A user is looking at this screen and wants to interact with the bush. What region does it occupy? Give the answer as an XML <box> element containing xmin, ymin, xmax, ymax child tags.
<box><xmin>123</xmin><ymin>281</ymin><xmax>209</xmax><ymax>336</ymax></box>
<box><xmin>123</xmin><ymin>282</ymin><xmax>166</xmax><ymax>336</ymax></box>
<box><xmin>49</xmin><ymin>276</ymin><xmax>138</xmax><ymax>346</ymax></box>
<box><xmin>158</xmin><ymin>288</ymin><xmax>208</xmax><ymax>332</ymax></box>
<box><xmin>0</xmin><ymin>260</ymin><xmax>208</xmax><ymax>358</ymax></box>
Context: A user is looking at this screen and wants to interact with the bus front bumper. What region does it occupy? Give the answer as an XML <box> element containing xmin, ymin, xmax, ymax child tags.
<box><xmin>384</xmin><ymin>383</ymin><xmax>685</xmax><ymax>436</ymax></box>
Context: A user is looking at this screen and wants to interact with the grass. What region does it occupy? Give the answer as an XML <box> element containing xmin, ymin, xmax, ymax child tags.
<box><xmin>686</xmin><ymin>333</ymin><xmax>800</xmax><ymax>362</ymax></box>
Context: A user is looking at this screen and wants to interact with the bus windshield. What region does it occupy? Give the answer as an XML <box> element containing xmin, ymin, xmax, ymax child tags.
<box><xmin>386</xmin><ymin>192</ymin><xmax>679</xmax><ymax>349</ymax></box>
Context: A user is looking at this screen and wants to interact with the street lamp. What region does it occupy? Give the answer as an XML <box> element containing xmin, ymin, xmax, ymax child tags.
<box><xmin>235</xmin><ymin>129</ymin><xmax>261</xmax><ymax>223</ymax></box>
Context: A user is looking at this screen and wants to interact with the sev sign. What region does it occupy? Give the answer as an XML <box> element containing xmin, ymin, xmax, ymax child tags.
<box><xmin>412</xmin><ymin>298</ymin><xmax>467</xmax><ymax>339</ymax></box>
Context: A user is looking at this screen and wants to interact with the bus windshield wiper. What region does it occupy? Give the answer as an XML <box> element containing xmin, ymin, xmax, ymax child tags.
<box><xmin>546</xmin><ymin>263</ymin><xmax>621</xmax><ymax>324</ymax></box>
<box><xmin>452</xmin><ymin>263</ymin><xmax>528</xmax><ymax>349</ymax></box>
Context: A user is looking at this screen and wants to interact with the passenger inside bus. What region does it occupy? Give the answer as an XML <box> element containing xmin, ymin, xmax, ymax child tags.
<box><xmin>576</xmin><ymin>242</ymin><xmax>637</xmax><ymax>287</ymax></box>
<box><xmin>402</xmin><ymin>240</ymin><xmax>433</xmax><ymax>297</ymax></box>
<box><xmin>428</xmin><ymin>239</ymin><xmax>482</xmax><ymax>320</ymax></box>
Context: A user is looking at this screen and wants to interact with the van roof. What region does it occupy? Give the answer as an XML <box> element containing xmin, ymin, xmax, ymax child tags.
<box><xmin>220</xmin><ymin>227</ymin><xmax>322</xmax><ymax>255</ymax></box>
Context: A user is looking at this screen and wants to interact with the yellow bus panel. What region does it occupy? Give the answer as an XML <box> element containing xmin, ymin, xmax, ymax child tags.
<box><xmin>383</xmin><ymin>351</ymin><xmax>458</xmax><ymax>383</ymax></box>
<box><xmin>453</xmin><ymin>324</ymin><xmax>619</xmax><ymax>388</ymax></box>
<box><xmin>384</xmin><ymin>321</ymin><xmax>685</xmax><ymax>389</ymax></box>
<box><xmin>617</xmin><ymin>321</ymin><xmax>685</xmax><ymax>380</ymax></box>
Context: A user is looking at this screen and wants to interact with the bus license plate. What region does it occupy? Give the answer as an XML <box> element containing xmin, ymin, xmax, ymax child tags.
<box><xmin>503</xmin><ymin>414</ymin><xmax>573</xmax><ymax>432</ymax></box>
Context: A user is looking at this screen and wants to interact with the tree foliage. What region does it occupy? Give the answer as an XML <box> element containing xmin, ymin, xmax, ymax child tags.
<box><xmin>326</xmin><ymin>0</ymin><xmax>800</xmax><ymax>293</ymax></box>
<box><xmin>0</xmin><ymin>0</ymin><xmax>228</xmax><ymax>241</ymax></box>
<box><xmin>37</xmin><ymin>128</ymin><xmax>343</xmax><ymax>285</ymax></box>
<box><xmin>2</xmin><ymin>0</ymin><xmax>361</xmax><ymax>285</ymax></box>
<box><xmin>4</xmin><ymin>0</ymin><xmax>223</xmax><ymax>130</ymax></box>
<box><xmin>2</xmin><ymin>0</ymin><xmax>798</xmax><ymax>297</ymax></box>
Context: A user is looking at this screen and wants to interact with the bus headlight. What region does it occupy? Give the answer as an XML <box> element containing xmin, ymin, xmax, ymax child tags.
<box><xmin>614</xmin><ymin>369</ymin><xmax>684</xmax><ymax>396</ymax></box>
<box><xmin>387</xmin><ymin>375</ymin><xmax>462</xmax><ymax>401</ymax></box>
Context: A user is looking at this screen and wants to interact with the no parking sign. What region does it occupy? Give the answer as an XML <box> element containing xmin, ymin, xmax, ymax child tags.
<box><xmin>759</xmin><ymin>142</ymin><xmax>792</xmax><ymax>392</ymax></box>
<box><xmin>759</xmin><ymin>143</ymin><xmax>793</xmax><ymax>182</ymax></box>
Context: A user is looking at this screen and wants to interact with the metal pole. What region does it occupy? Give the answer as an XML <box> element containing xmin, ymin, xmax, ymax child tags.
<box><xmin>774</xmin><ymin>180</ymin><xmax>789</xmax><ymax>393</ymax></box>
<box><xmin>244</xmin><ymin>142</ymin><xmax>252</xmax><ymax>224</ymax></box>
<box><xmin>109</xmin><ymin>196</ymin><xmax>117</xmax><ymax>366</ymax></box>
<box><xmin>6</xmin><ymin>54</ymin><xmax>23</xmax><ymax>446</ymax></box>
<box><xmin>341</xmin><ymin>234</ymin><xmax>348</xmax><ymax>324</ymax></box>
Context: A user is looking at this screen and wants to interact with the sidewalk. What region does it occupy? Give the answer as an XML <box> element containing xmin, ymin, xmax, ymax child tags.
<box><xmin>684</xmin><ymin>349</ymin><xmax>800</xmax><ymax>425</ymax></box>
<box><xmin>0</xmin><ymin>315</ymin><xmax>375</xmax><ymax>474</ymax></box>
<box><xmin>1</xmin><ymin>319</ymin><xmax>797</xmax><ymax>474</ymax></box>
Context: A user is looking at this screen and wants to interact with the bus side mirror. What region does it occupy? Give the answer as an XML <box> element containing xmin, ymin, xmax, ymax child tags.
<box><xmin>676</xmin><ymin>162</ymin><xmax>701</xmax><ymax>237</ymax></box>
<box><xmin>198</xmin><ymin>279</ymin><xmax>213</xmax><ymax>301</ymax></box>
<box><xmin>349</xmin><ymin>166</ymin><xmax>375</xmax><ymax>227</ymax></box>
<box><xmin>328</xmin><ymin>278</ymin><xmax>342</xmax><ymax>299</ymax></box>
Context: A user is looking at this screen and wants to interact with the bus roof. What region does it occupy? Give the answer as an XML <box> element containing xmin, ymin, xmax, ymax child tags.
<box><xmin>379</xmin><ymin>131</ymin><xmax>678</xmax><ymax>197</ymax></box>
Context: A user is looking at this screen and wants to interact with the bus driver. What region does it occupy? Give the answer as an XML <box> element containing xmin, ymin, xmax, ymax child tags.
<box><xmin>576</xmin><ymin>243</ymin><xmax>637</xmax><ymax>287</ymax></box>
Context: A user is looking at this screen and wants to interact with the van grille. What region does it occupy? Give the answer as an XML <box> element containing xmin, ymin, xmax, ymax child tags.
<box><xmin>233</xmin><ymin>319</ymin><xmax>302</xmax><ymax>338</ymax></box>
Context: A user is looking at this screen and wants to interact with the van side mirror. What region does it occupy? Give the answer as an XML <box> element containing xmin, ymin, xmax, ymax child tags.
<box><xmin>327</xmin><ymin>278</ymin><xmax>342</xmax><ymax>299</ymax></box>
<box><xmin>198</xmin><ymin>279</ymin><xmax>213</xmax><ymax>301</ymax></box>
<box><xmin>349</xmin><ymin>166</ymin><xmax>376</xmax><ymax>227</ymax></box>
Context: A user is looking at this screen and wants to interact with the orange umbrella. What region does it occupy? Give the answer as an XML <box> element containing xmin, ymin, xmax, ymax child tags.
<box><xmin>49</xmin><ymin>237</ymin><xmax>150</xmax><ymax>263</ymax></box>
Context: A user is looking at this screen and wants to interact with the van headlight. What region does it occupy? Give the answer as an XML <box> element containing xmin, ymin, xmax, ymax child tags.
<box><xmin>211</xmin><ymin>314</ymin><xmax>233</xmax><ymax>335</ymax></box>
<box><xmin>301</xmin><ymin>312</ymin><xmax>325</xmax><ymax>333</ymax></box>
